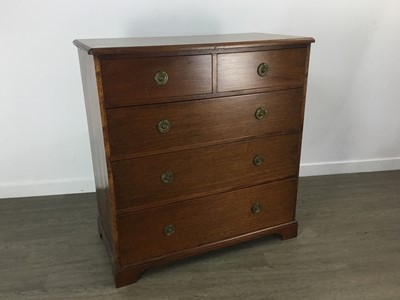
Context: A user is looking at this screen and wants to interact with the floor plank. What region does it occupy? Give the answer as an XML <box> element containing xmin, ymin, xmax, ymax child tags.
<box><xmin>0</xmin><ymin>170</ymin><xmax>399</xmax><ymax>299</ymax></box>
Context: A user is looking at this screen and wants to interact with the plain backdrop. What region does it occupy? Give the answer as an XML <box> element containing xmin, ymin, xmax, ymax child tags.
<box><xmin>1</xmin><ymin>0</ymin><xmax>399</xmax><ymax>198</ymax></box>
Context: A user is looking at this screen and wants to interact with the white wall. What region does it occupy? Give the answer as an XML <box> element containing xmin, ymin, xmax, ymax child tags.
<box><xmin>1</xmin><ymin>0</ymin><xmax>399</xmax><ymax>198</ymax></box>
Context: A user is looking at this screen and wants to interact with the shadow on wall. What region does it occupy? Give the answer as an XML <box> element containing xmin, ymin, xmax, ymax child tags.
<box><xmin>124</xmin><ymin>11</ymin><xmax>222</xmax><ymax>37</ymax></box>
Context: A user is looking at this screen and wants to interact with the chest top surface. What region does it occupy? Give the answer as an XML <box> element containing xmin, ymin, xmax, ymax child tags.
<box><xmin>73</xmin><ymin>32</ymin><xmax>314</xmax><ymax>55</ymax></box>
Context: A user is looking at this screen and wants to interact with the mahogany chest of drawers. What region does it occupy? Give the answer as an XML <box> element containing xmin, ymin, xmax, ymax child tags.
<box><xmin>74</xmin><ymin>33</ymin><xmax>314</xmax><ymax>287</ymax></box>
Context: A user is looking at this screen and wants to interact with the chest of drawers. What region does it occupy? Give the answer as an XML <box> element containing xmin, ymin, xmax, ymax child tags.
<box><xmin>74</xmin><ymin>33</ymin><xmax>314</xmax><ymax>287</ymax></box>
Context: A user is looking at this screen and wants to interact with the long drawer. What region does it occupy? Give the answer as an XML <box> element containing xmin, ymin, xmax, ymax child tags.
<box><xmin>106</xmin><ymin>89</ymin><xmax>304</xmax><ymax>160</ymax></box>
<box><xmin>118</xmin><ymin>178</ymin><xmax>298</xmax><ymax>266</ymax></box>
<box><xmin>101</xmin><ymin>55</ymin><xmax>212</xmax><ymax>107</ymax></box>
<box><xmin>112</xmin><ymin>134</ymin><xmax>300</xmax><ymax>211</ymax></box>
<box><xmin>217</xmin><ymin>48</ymin><xmax>307</xmax><ymax>92</ymax></box>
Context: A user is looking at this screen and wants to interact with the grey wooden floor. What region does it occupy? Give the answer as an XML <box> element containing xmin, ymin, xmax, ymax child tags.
<box><xmin>1</xmin><ymin>171</ymin><xmax>399</xmax><ymax>300</ymax></box>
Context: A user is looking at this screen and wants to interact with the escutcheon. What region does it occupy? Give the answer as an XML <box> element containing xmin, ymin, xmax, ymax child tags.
<box><xmin>251</xmin><ymin>202</ymin><xmax>262</xmax><ymax>214</ymax></box>
<box><xmin>163</xmin><ymin>224</ymin><xmax>176</xmax><ymax>236</ymax></box>
<box><xmin>157</xmin><ymin>119</ymin><xmax>171</xmax><ymax>133</ymax></box>
<box><xmin>257</xmin><ymin>63</ymin><xmax>269</xmax><ymax>77</ymax></box>
<box><xmin>154</xmin><ymin>71</ymin><xmax>169</xmax><ymax>85</ymax></box>
<box><xmin>253</xmin><ymin>154</ymin><xmax>264</xmax><ymax>166</ymax></box>
<box><xmin>255</xmin><ymin>107</ymin><xmax>267</xmax><ymax>120</ymax></box>
<box><xmin>161</xmin><ymin>171</ymin><xmax>174</xmax><ymax>184</ymax></box>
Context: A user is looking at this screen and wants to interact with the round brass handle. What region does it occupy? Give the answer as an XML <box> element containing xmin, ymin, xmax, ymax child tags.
<box><xmin>257</xmin><ymin>63</ymin><xmax>269</xmax><ymax>77</ymax></box>
<box><xmin>163</xmin><ymin>224</ymin><xmax>176</xmax><ymax>236</ymax></box>
<box><xmin>251</xmin><ymin>202</ymin><xmax>262</xmax><ymax>214</ymax></box>
<box><xmin>161</xmin><ymin>171</ymin><xmax>174</xmax><ymax>184</ymax></box>
<box><xmin>154</xmin><ymin>71</ymin><xmax>169</xmax><ymax>85</ymax></box>
<box><xmin>157</xmin><ymin>119</ymin><xmax>170</xmax><ymax>133</ymax></box>
<box><xmin>255</xmin><ymin>107</ymin><xmax>267</xmax><ymax>120</ymax></box>
<box><xmin>253</xmin><ymin>155</ymin><xmax>264</xmax><ymax>166</ymax></box>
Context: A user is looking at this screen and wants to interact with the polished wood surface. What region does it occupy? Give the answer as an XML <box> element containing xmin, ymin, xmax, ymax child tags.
<box><xmin>75</xmin><ymin>33</ymin><xmax>314</xmax><ymax>287</ymax></box>
<box><xmin>112</xmin><ymin>134</ymin><xmax>299</xmax><ymax>211</ymax></box>
<box><xmin>217</xmin><ymin>48</ymin><xmax>307</xmax><ymax>92</ymax></box>
<box><xmin>77</xmin><ymin>49</ymin><xmax>119</xmax><ymax>265</ymax></box>
<box><xmin>118</xmin><ymin>179</ymin><xmax>297</xmax><ymax>266</ymax></box>
<box><xmin>106</xmin><ymin>89</ymin><xmax>304</xmax><ymax>160</ymax></box>
<box><xmin>101</xmin><ymin>55</ymin><xmax>212</xmax><ymax>106</ymax></box>
<box><xmin>74</xmin><ymin>33</ymin><xmax>315</xmax><ymax>55</ymax></box>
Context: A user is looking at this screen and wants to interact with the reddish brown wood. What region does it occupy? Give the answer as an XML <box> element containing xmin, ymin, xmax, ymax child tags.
<box><xmin>114</xmin><ymin>220</ymin><xmax>298</xmax><ymax>286</ymax></box>
<box><xmin>100</xmin><ymin>55</ymin><xmax>212</xmax><ymax>106</ymax></box>
<box><xmin>279</xmin><ymin>221</ymin><xmax>299</xmax><ymax>240</ymax></box>
<box><xmin>112</xmin><ymin>134</ymin><xmax>300</xmax><ymax>212</ymax></box>
<box><xmin>114</xmin><ymin>265</ymin><xmax>146</xmax><ymax>288</ymax></box>
<box><xmin>118</xmin><ymin>179</ymin><xmax>297</xmax><ymax>266</ymax></box>
<box><xmin>74</xmin><ymin>33</ymin><xmax>314</xmax><ymax>288</ymax></box>
<box><xmin>77</xmin><ymin>49</ymin><xmax>120</xmax><ymax>266</ymax></box>
<box><xmin>106</xmin><ymin>89</ymin><xmax>304</xmax><ymax>160</ymax></box>
<box><xmin>101</xmin><ymin>85</ymin><xmax>307</xmax><ymax>109</ymax></box>
<box><xmin>74</xmin><ymin>33</ymin><xmax>314</xmax><ymax>55</ymax></box>
<box><xmin>217</xmin><ymin>48</ymin><xmax>307</xmax><ymax>93</ymax></box>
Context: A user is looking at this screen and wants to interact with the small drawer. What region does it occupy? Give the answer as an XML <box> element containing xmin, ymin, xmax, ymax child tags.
<box><xmin>217</xmin><ymin>48</ymin><xmax>307</xmax><ymax>93</ymax></box>
<box><xmin>100</xmin><ymin>55</ymin><xmax>212</xmax><ymax>107</ymax></box>
<box><xmin>118</xmin><ymin>179</ymin><xmax>298</xmax><ymax>266</ymax></box>
<box><xmin>112</xmin><ymin>134</ymin><xmax>300</xmax><ymax>211</ymax></box>
<box><xmin>106</xmin><ymin>89</ymin><xmax>304</xmax><ymax>160</ymax></box>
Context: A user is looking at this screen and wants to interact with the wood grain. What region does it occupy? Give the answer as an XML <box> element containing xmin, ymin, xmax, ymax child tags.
<box><xmin>217</xmin><ymin>48</ymin><xmax>307</xmax><ymax>92</ymax></box>
<box><xmin>112</xmin><ymin>134</ymin><xmax>300</xmax><ymax>212</ymax></box>
<box><xmin>77</xmin><ymin>49</ymin><xmax>119</xmax><ymax>267</ymax></box>
<box><xmin>73</xmin><ymin>33</ymin><xmax>315</xmax><ymax>55</ymax></box>
<box><xmin>100</xmin><ymin>55</ymin><xmax>212</xmax><ymax>106</ymax></box>
<box><xmin>106</xmin><ymin>89</ymin><xmax>304</xmax><ymax>160</ymax></box>
<box><xmin>117</xmin><ymin>179</ymin><xmax>298</xmax><ymax>266</ymax></box>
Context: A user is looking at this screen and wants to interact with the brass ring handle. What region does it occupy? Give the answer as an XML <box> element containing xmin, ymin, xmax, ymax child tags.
<box><xmin>154</xmin><ymin>71</ymin><xmax>169</xmax><ymax>85</ymax></box>
<box><xmin>251</xmin><ymin>202</ymin><xmax>262</xmax><ymax>214</ymax></box>
<box><xmin>257</xmin><ymin>63</ymin><xmax>269</xmax><ymax>77</ymax></box>
<box><xmin>161</xmin><ymin>171</ymin><xmax>174</xmax><ymax>184</ymax></box>
<box><xmin>157</xmin><ymin>120</ymin><xmax>170</xmax><ymax>133</ymax></box>
<box><xmin>253</xmin><ymin>155</ymin><xmax>264</xmax><ymax>166</ymax></box>
<box><xmin>255</xmin><ymin>107</ymin><xmax>267</xmax><ymax>120</ymax></box>
<box><xmin>163</xmin><ymin>224</ymin><xmax>176</xmax><ymax>236</ymax></box>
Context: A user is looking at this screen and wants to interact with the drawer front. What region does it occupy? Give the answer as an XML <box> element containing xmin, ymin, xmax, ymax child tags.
<box><xmin>101</xmin><ymin>55</ymin><xmax>212</xmax><ymax>106</ymax></box>
<box><xmin>217</xmin><ymin>48</ymin><xmax>307</xmax><ymax>93</ymax></box>
<box><xmin>118</xmin><ymin>179</ymin><xmax>298</xmax><ymax>266</ymax></box>
<box><xmin>112</xmin><ymin>134</ymin><xmax>300</xmax><ymax>210</ymax></box>
<box><xmin>107</xmin><ymin>89</ymin><xmax>304</xmax><ymax>159</ymax></box>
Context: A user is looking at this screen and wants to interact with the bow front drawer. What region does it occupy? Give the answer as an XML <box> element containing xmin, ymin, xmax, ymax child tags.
<box><xmin>100</xmin><ymin>55</ymin><xmax>212</xmax><ymax>107</ymax></box>
<box><xmin>217</xmin><ymin>48</ymin><xmax>307</xmax><ymax>93</ymax></box>
<box><xmin>118</xmin><ymin>179</ymin><xmax>297</xmax><ymax>266</ymax></box>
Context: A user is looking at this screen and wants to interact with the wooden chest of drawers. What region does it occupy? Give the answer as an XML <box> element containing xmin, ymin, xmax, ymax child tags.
<box><xmin>74</xmin><ymin>33</ymin><xmax>314</xmax><ymax>287</ymax></box>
